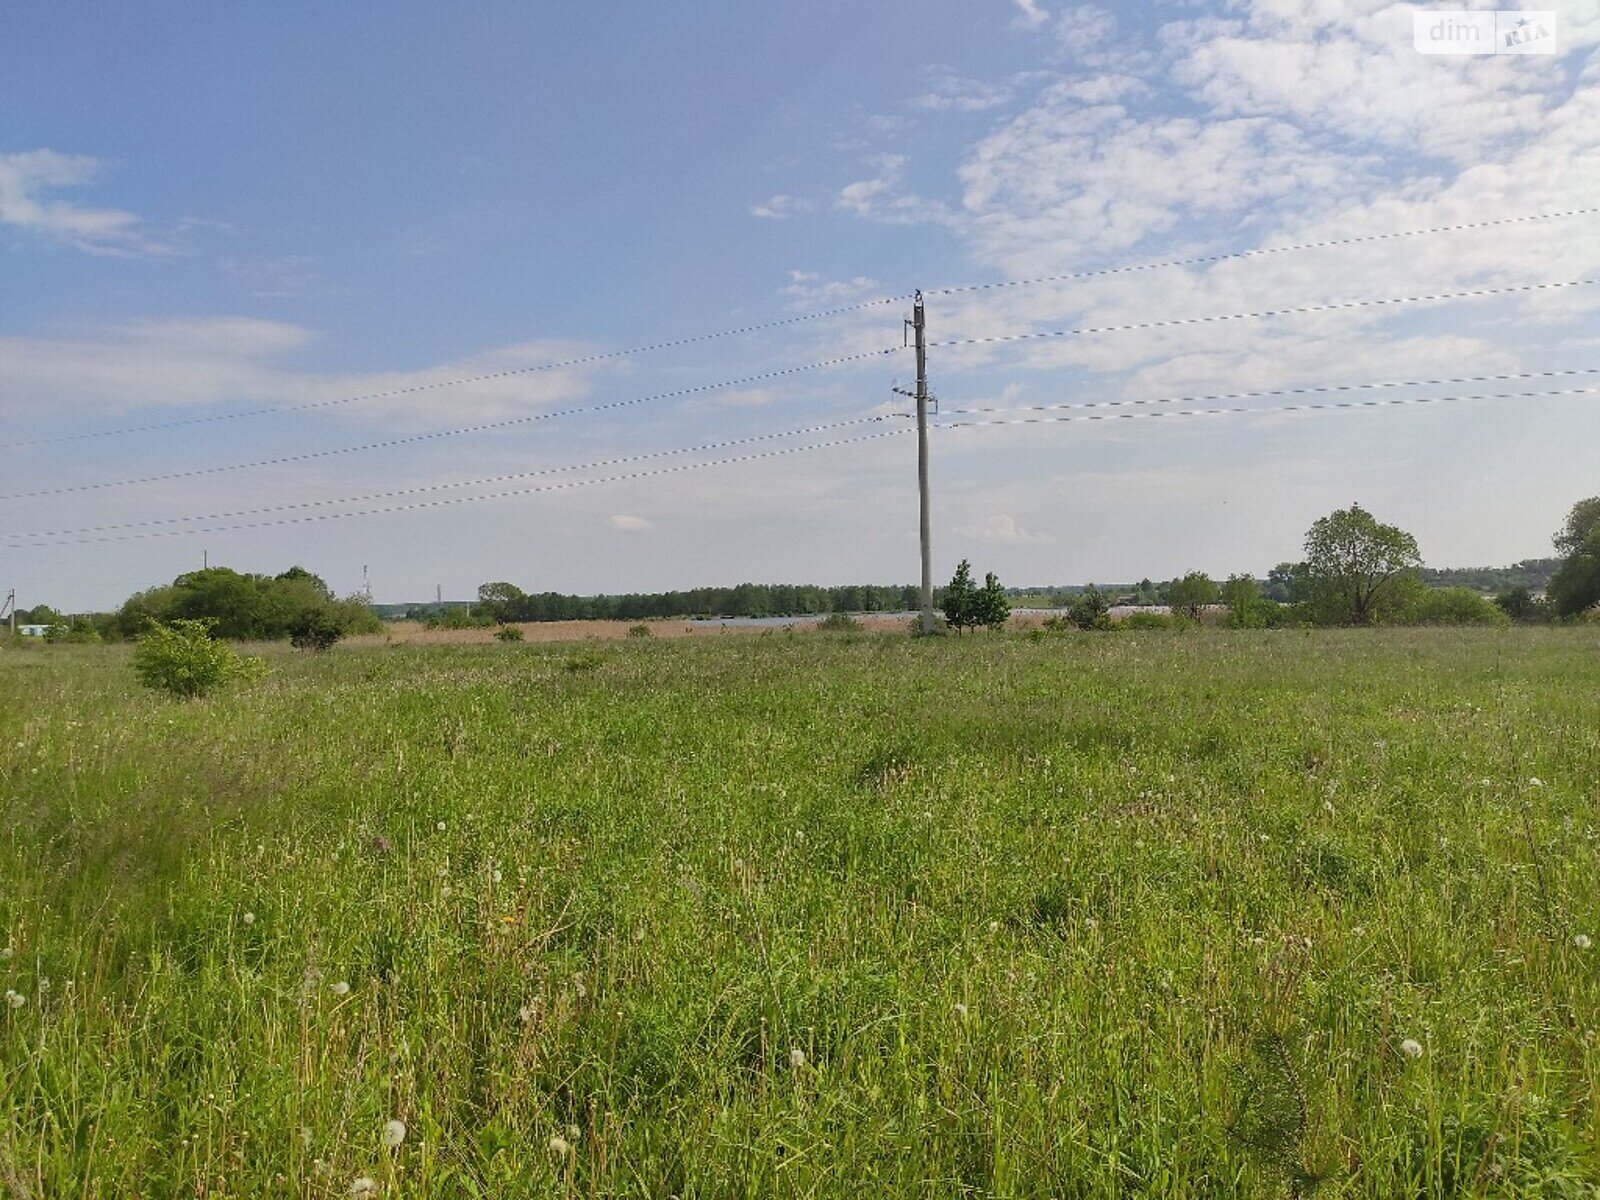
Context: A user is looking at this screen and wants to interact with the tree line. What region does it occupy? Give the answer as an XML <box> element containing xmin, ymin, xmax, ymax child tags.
<box><xmin>468</xmin><ymin>582</ymin><xmax>926</xmax><ymax>625</ymax></box>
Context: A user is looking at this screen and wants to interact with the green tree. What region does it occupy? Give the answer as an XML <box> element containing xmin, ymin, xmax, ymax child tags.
<box><xmin>1168</xmin><ymin>571</ymin><xmax>1219</xmax><ymax>620</ymax></box>
<box><xmin>1300</xmin><ymin>504</ymin><xmax>1423</xmax><ymax>626</ymax></box>
<box><xmin>1068</xmin><ymin>584</ymin><xmax>1111</xmax><ymax>630</ymax></box>
<box><xmin>476</xmin><ymin>581</ymin><xmax>529</xmax><ymax>623</ymax></box>
<box><xmin>942</xmin><ymin>561</ymin><xmax>981</xmax><ymax>634</ymax></box>
<box><xmin>1221</xmin><ymin>574</ymin><xmax>1282</xmax><ymax>628</ymax></box>
<box><xmin>977</xmin><ymin>572</ymin><xmax>1011</xmax><ymax>632</ymax></box>
<box><xmin>1548</xmin><ymin>496</ymin><xmax>1600</xmax><ymax>617</ymax></box>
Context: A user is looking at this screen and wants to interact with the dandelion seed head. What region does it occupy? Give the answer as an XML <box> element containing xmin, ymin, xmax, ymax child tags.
<box><xmin>548</xmin><ymin>1134</ymin><xmax>572</xmax><ymax>1156</ymax></box>
<box><xmin>330</xmin><ymin>980</ymin><xmax>351</xmax><ymax>996</ymax></box>
<box><xmin>1400</xmin><ymin>1038</ymin><xmax>1424</xmax><ymax>1060</ymax></box>
<box><xmin>4</xmin><ymin>990</ymin><xmax>23</xmax><ymax>1009</ymax></box>
<box><xmin>1576</xmin><ymin>934</ymin><xmax>1592</xmax><ymax>951</ymax></box>
<box><xmin>1529</xmin><ymin>777</ymin><xmax>1545</xmax><ymax>788</ymax></box>
<box><xmin>382</xmin><ymin>1119</ymin><xmax>406</xmax><ymax>1148</ymax></box>
<box><xmin>953</xmin><ymin>1003</ymin><xmax>968</xmax><ymax>1019</ymax></box>
<box><xmin>789</xmin><ymin>1048</ymin><xmax>806</xmax><ymax>1068</ymax></box>
<box><xmin>242</xmin><ymin>912</ymin><xmax>255</xmax><ymax>926</ymax></box>
<box><xmin>0</xmin><ymin>947</ymin><xmax>12</xmax><ymax>961</ymax></box>
<box><xmin>351</xmin><ymin>1177</ymin><xmax>378</xmax><ymax>1197</ymax></box>
<box><xmin>436</xmin><ymin>821</ymin><xmax>447</xmax><ymax>832</ymax></box>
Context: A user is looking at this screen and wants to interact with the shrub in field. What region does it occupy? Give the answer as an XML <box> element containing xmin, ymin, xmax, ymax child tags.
<box><xmin>494</xmin><ymin>625</ymin><xmax>525</xmax><ymax>642</ymax></box>
<box><xmin>288</xmin><ymin>608</ymin><xmax>345</xmax><ymax>651</ymax></box>
<box><xmin>1398</xmin><ymin>587</ymin><xmax>1509</xmax><ymax>627</ymax></box>
<box><xmin>1067</xmin><ymin>585</ymin><xmax>1111</xmax><ymax>630</ymax></box>
<box><xmin>817</xmin><ymin>612</ymin><xmax>859</xmax><ymax>632</ymax></box>
<box><xmin>133</xmin><ymin>619</ymin><xmax>263</xmax><ymax>697</ymax></box>
<box><xmin>628</xmin><ymin>624</ymin><xmax>651</xmax><ymax>638</ymax></box>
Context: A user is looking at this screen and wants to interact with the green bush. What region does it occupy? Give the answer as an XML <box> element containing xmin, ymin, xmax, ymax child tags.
<box><xmin>817</xmin><ymin>612</ymin><xmax>859</xmax><ymax>632</ymax></box>
<box><xmin>133</xmin><ymin>619</ymin><xmax>264</xmax><ymax>698</ymax></box>
<box><xmin>628</xmin><ymin>624</ymin><xmax>651</xmax><ymax>638</ymax></box>
<box><xmin>288</xmin><ymin>608</ymin><xmax>346</xmax><ymax>651</ymax></box>
<box><xmin>494</xmin><ymin>625</ymin><xmax>525</xmax><ymax>642</ymax></box>
<box><xmin>1399</xmin><ymin>587</ymin><xmax>1509</xmax><ymax>627</ymax></box>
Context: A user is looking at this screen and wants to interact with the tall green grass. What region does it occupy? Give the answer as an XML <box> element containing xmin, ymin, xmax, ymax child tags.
<box><xmin>2</xmin><ymin>628</ymin><xmax>1599</xmax><ymax>1196</ymax></box>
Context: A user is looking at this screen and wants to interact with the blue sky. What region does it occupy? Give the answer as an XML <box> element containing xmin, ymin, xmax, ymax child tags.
<box><xmin>3</xmin><ymin>2</ymin><xmax>1598</xmax><ymax>609</ymax></box>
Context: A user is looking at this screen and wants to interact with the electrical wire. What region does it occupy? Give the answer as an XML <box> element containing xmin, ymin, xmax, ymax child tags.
<box><xmin>929</xmin><ymin>206</ymin><xmax>1600</xmax><ymax>298</ymax></box>
<box><xmin>4</xmin><ymin>414</ymin><xmax>896</xmax><ymax>541</ymax></box>
<box><xmin>0</xmin><ymin>427</ymin><xmax>912</xmax><ymax>551</ymax></box>
<box><xmin>936</xmin><ymin>366</ymin><xmax>1600</xmax><ymax>416</ymax></box>
<box><xmin>0</xmin><ymin>347</ymin><xmax>904</xmax><ymax>501</ymax></box>
<box><xmin>930</xmin><ymin>278</ymin><xmax>1599</xmax><ymax>349</ymax></box>
<box><xmin>936</xmin><ymin>384</ymin><xmax>1600</xmax><ymax>430</ymax></box>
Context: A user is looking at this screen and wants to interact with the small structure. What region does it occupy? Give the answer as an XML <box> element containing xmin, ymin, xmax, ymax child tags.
<box><xmin>16</xmin><ymin>624</ymin><xmax>51</xmax><ymax>638</ymax></box>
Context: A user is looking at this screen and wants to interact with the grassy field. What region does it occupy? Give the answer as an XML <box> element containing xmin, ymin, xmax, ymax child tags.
<box><xmin>3</xmin><ymin>628</ymin><xmax>1599</xmax><ymax>1198</ymax></box>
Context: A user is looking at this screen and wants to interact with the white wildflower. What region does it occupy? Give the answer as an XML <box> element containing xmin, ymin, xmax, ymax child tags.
<box><xmin>953</xmin><ymin>1003</ymin><xmax>968</xmax><ymax>1019</ymax></box>
<box><xmin>1529</xmin><ymin>777</ymin><xmax>1545</xmax><ymax>788</ymax></box>
<box><xmin>788</xmin><ymin>1047</ymin><xmax>806</xmax><ymax>1069</ymax></box>
<box><xmin>242</xmin><ymin>912</ymin><xmax>256</xmax><ymax>926</ymax></box>
<box><xmin>330</xmin><ymin>980</ymin><xmax>351</xmax><ymax>997</ymax></box>
<box><xmin>1575</xmin><ymin>934</ymin><xmax>1592</xmax><ymax>951</ymax></box>
<box><xmin>1400</xmin><ymin>1038</ymin><xmax>1424</xmax><ymax>1060</ymax></box>
<box><xmin>548</xmin><ymin>1134</ymin><xmax>572</xmax><ymax>1155</ymax></box>
<box><xmin>436</xmin><ymin>821</ymin><xmax>447</xmax><ymax>832</ymax></box>
<box><xmin>4</xmin><ymin>990</ymin><xmax>23</xmax><ymax>1009</ymax></box>
<box><xmin>351</xmin><ymin>1177</ymin><xmax>378</xmax><ymax>1197</ymax></box>
<box><xmin>382</xmin><ymin>1119</ymin><xmax>406</xmax><ymax>1148</ymax></box>
<box><xmin>0</xmin><ymin>946</ymin><xmax>12</xmax><ymax>961</ymax></box>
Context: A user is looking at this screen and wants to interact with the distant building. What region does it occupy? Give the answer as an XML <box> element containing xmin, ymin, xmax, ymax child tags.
<box><xmin>17</xmin><ymin>624</ymin><xmax>51</xmax><ymax>637</ymax></box>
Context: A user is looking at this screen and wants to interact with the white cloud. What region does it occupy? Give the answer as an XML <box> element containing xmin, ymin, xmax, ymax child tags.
<box><xmin>1012</xmin><ymin>0</ymin><xmax>1049</xmax><ymax>32</ymax></box>
<box><xmin>911</xmin><ymin>65</ymin><xmax>1019</xmax><ymax>112</ymax></box>
<box><xmin>782</xmin><ymin>270</ymin><xmax>884</xmax><ymax>311</ymax></box>
<box><xmin>750</xmin><ymin>193</ymin><xmax>813</xmax><ymax>220</ymax></box>
<box><xmin>608</xmin><ymin>514</ymin><xmax>655</xmax><ymax>533</ymax></box>
<box><xmin>957</xmin><ymin>512</ymin><xmax>1051</xmax><ymax>543</ymax></box>
<box><xmin>836</xmin><ymin>155</ymin><xmax>953</xmax><ymax>225</ymax></box>
<box><xmin>0</xmin><ymin>317</ymin><xmax>610</xmax><ymax>426</ymax></box>
<box><xmin>0</xmin><ymin>149</ymin><xmax>165</xmax><ymax>255</ymax></box>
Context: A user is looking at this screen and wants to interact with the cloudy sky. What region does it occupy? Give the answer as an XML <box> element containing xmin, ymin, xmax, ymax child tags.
<box><xmin>3</xmin><ymin>2</ymin><xmax>1598</xmax><ymax>610</ymax></box>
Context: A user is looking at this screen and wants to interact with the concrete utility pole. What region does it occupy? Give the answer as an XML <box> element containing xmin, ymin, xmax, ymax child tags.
<box><xmin>911</xmin><ymin>291</ymin><xmax>934</xmax><ymax>635</ymax></box>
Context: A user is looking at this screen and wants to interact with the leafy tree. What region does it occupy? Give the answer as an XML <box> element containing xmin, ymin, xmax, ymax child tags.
<box><xmin>977</xmin><ymin>572</ymin><xmax>1011</xmax><ymax>632</ymax></box>
<box><xmin>1221</xmin><ymin>574</ymin><xmax>1283</xmax><ymax>628</ymax></box>
<box><xmin>1264</xmin><ymin>562</ymin><xmax>1309</xmax><ymax>604</ymax></box>
<box><xmin>476</xmin><ymin>581</ymin><xmax>529</xmax><ymax>623</ymax></box>
<box><xmin>942</xmin><ymin>560</ymin><xmax>981</xmax><ymax>634</ymax></box>
<box><xmin>1494</xmin><ymin>586</ymin><xmax>1548</xmax><ymax>623</ymax></box>
<box><xmin>1300</xmin><ymin>504</ymin><xmax>1423</xmax><ymax>625</ymax></box>
<box><xmin>1548</xmin><ymin>496</ymin><xmax>1600</xmax><ymax>617</ymax></box>
<box><xmin>1068</xmin><ymin>584</ymin><xmax>1111</xmax><ymax>630</ymax></box>
<box><xmin>1168</xmin><ymin>571</ymin><xmax>1219</xmax><ymax>620</ymax></box>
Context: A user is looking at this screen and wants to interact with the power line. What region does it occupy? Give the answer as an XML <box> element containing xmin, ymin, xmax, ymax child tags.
<box><xmin>930</xmin><ymin>278</ymin><xmax>1599</xmax><ymax>350</ymax></box>
<box><xmin>936</xmin><ymin>366</ymin><xmax>1600</xmax><ymax>417</ymax></box>
<box><xmin>0</xmin><ymin>302</ymin><xmax>906</xmax><ymax>452</ymax></box>
<box><xmin>929</xmin><ymin>205</ymin><xmax>1600</xmax><ymax>298</ymax></box>
<box><xmin>4</xmin><ymin>414</ymin><xmax>896</xmax><ymax>540</ymax></box>
<box><xmin>0</xmin><ymin>427</ymin><xmax>912</xmax><ymax>551</ymax></box>
<box><xmin>937</xmin><ymin>384</ymin><xmax>1600</xmax><ymax>430</ymax></box>
<box><xmin>0</xmin><ymin>347</ymin><xmax>904</xmax><ymax>501</ymax></box>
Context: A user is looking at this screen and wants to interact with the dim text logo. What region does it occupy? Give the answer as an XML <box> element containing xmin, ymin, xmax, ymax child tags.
<box><xmin>1414</xmin><ymin>9</ymin><xmax>1558</xmax><ymax>54</ymax></box>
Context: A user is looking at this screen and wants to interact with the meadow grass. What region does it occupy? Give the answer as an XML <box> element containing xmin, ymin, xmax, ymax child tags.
<box><xmin>2</xmin><ymin>627</ymin><xmax>1599</xmax><ymax>1197</ymax></box>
